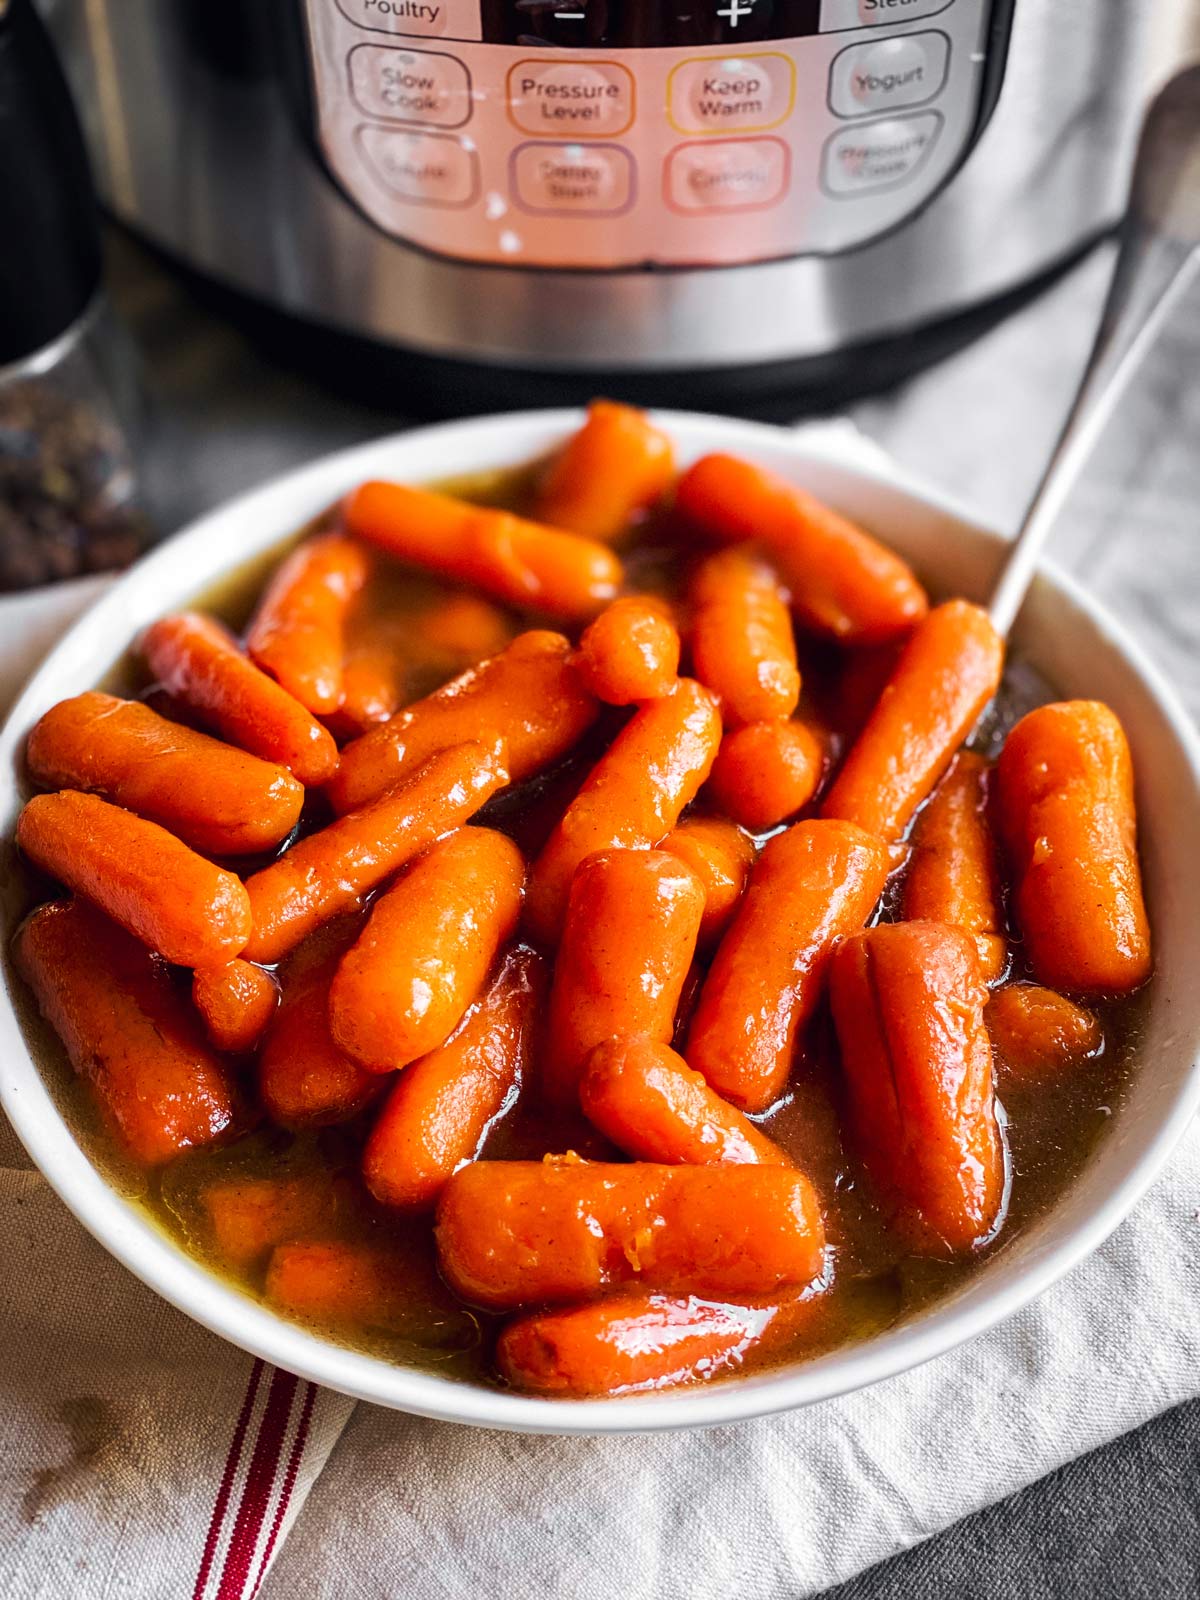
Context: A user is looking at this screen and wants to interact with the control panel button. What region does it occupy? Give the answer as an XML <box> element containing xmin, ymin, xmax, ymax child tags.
<box><xmin>349</xmin><ymin>45</ymin><xmax>472</xmax><ymax>126</ymax></box>
<box><xmin>507</xmin><ymin>60</ymin><xmax>635</xmax><ymax>139</ymax></box>
<box><xmin>828</xmin><ymin>32</ymin><xmax>948</xmax><ymax>118</ymax></box>
<box><xmin>666</xmin><ymin>138</ymin><xmax>790</xmax><ymax>213</ymax></box>
<box><xmin>822</xmin><ymin>111</ymin><xmax>942</xmax><ymax>193</ymax></box>
<box><xmin>335</xmin><ymin>0</ymin><xmax>483</xmax><ymax>41</ymax></box>
<box><xmin>668</xmin><ymin>53</ymin><xmax>795</xmax><ymax>135</ymax></box>
<box><xmin>355</xmin><ymin>125</ymin><xmax>480</xmax><ymax>206</ymax></box>
<box><xmin>820</xmin><ymin>0</ymin><xmax>953</xmax><ymax>31</ymax></box>
<box><xmin>511</xmin><ymin>143</ymin><xmax>635</xmax><ymax>215</ymax></box>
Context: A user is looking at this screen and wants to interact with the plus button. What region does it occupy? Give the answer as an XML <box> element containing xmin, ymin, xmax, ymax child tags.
<box><xmin>717</xmin><ymin>0</ymin><xmax>757</xmax><ymax>27</ymax></box>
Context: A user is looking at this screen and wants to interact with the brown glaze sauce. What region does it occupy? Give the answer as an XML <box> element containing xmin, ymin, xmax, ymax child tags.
<box><xmin>9</xmin><ymin>459</ymin><xmax>1143</xmax><ymax>1395</ymax></box>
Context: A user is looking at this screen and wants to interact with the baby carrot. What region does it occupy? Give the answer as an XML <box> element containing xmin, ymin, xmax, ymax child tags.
<box><xmin>192</xmin><ymin>960</ymin><xmax>279</xmax><ymax>1054</ymax></box>
<box><xmin>140</xmin><ymin>612</ymin><xmax>339</xmax><ymax>786</ymax></box>
<box><xmin>544</xmin><ymin>850</ymin><xmax>705</xmax><ymax>1109</ymax></box>
<box><xmin>17</xmin><ymin>790</ymin><xmax>252</xmax><ymax>968</ymax></box>
<box><xmin>675</xmin><ymin>454</ymin><xmax>928</xmax><ymax>644</ymax></box>
<box><xmin>705</xmin><ymin>719</ymin><xmax>824</xmax><ymax>832</ymax></box>
<box><xmin>902</xmin><ymin>751</ymin><xmax>1006</xmax><ymax>981</ymax></box>
<box><xmin>660</xmin><ymin>814</ymin><xmax>755</xmax><ymax>947</ymax></box>
<box><xmin>199</xmin><ymin>1169</ymin><xmax>341</xmax><ymax>1272</ymax></box>
<box><xmin>14</xmin><ymin>900</ymin><xmax>243</xmax><ymax>1166</ymax></box>
<box><xmin>435</xmin><ymin>1159</ymin><xmax>825</xmax><ymax>1310</ymax></box>
<box><xmin>258</xmin><ymin>954</ymin><xmax>382</xmax><ymax>1128</ymax></box>
<box><xmin>243</xmin><ymin>739</ymin><xmax>509</xmax><ymax>965</ymax></box>
<box><xmin>986</xmin><ymin>983</ymin><xmax>1104</xmax><ymax>1081</ymax></box>
<box><xmin>580</xmin><ymin>1037</ymin><xmax>789</xmax><ymax>1166</ymax></box>
<box><xmin>326</xmin><ymin>631</ymin><xmax>597</xmax><ymax>816</ymax></box>
<box><xmin>830</xmin><ymin>920</ymin><xmax>1005</xmax><ymax>1255</ymax></box>
<box><xmin>330</xmin><ymin>645</ymin><xmax>407</xmax><ymax>736</ymax></box>
<box><xmin>413</xmin><ymin>591</ymin><xmax>515</xmax><ymax>668</ymax></box>
<box><xmin>497</xmin><ymin>1291</ymin><xmax>793</xmax><ymax>1397</ymax></box>
<box><xmin>576</xmin><ymin>597</ymin><xmax>681</xmax><ymax>705</ymax></box>
<box><xmin>995</xmin><ymin>701</ymin><xmax>1151</xmax><ymax>995</ymax></box>
<box><xmin>25</xmin><ymin>691</ymin><xmax>304</xmax><ymax>856</ymax></box>
<box><xmin>687</xmin><ymin>819</ymin><xmax>890</xmax><ymax>1112</ymax></box>
<box><xmin>246</xmin><ymin>532</ymin><xmax>369</xmax><ymax>714</ymax></box>
<box><xmin>362</xmin><ymin>946</ymin><xmax>545</xmax><ymax>1209</ymax></box>
<box><xmin>329</xmin><ymin>827</ymin><xmax>525</xmax><ymax>1072</ymax></box>
<box><xmin>524</xmin><ymin>678</ymin><xmax>721</xmax><ymax>943</ymax></box>
<box><xmin>822</xmin><ymin>600</ymin><xmax>1004</xmax><ymax>841</ymax></box>
<box><xmin>690</xmin><ymin>545</ymin><xmax>800</xmax><ymax>725</ymax></box>
<box><xmin>344</xmin><ymin>480</ymin><xmax>622</xmax><ymax>621</ymax></box>
<box><xmin>265</xmin><ymin>1237</ymin><xmax>474</xmax><ymax>1345</ymax></box>
<box><xmin>534</xmin><ymin>401</ymin><xmax>675</xmax><ymax>544</ymax></box>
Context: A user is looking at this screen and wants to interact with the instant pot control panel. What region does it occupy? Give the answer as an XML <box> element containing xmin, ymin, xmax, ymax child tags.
<box><xmin>301</xmin><ymin>0</ymin><xmax>1007</xmax><ymax>270</ymax></box>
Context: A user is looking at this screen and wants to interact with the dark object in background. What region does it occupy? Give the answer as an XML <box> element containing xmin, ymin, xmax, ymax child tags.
<box><xmin>0</xmin><ymin>0</ymin><xmax>149</xmax><ymax>590</ymax></box>
<box><xmin>0</xmin><ymin>378</ymin><xmax>148</xmax><ymax>589</ymax></box>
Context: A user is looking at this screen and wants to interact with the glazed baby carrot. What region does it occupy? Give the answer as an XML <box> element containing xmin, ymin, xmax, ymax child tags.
<box><xmin>345</xmin><ymin>480</ymin><xmax>622</xmax><ymax>621</ymax></box>
<box><xmin>246</xmin><ymin>532</ymin><xmax>369</xmax><ymax>714</ymax></box>
<box><xmin>534</xmin><ymin>400</ymin><xmax>675</xmax><ymax>544</ymax></box>
<box><xmin>435</xmin><ymin>1159</ymin><xmax>825</xmax><ymax>1309</ymax></box>
<box><xmin>258</xmin><ymin>955</ymin><xmax>382</xmax><ymax>1127</ymax></box>
<box><xmin>689</xmin><ymin>545</ymin><xmax>800</xmax><ymax>725</ymax></box>
<box><xmin>902</xmin><ymin>751</ymin><xmax>1006</xmax><ymax>981</ymax></box>
<box><xmin>544</xmin><ymin>850</ymin><xmax>705</xmax><ymax>1108</ymax></box>
<box><xmin>14</xmin><ymin>900</ymin><xmax>243</xmax><ymax>1166</ymax></box>
<box><xmin>576</xmin><ymin>597</ymin><xmax>681</xmax><ymax>705</ymax></box>
<box><xmin>199</xmin><ymin>1169</ymin><xmax>341</xmax><ymax>1272</ymax></box>
<box><xmin>362</xmin><ymin>946</ymin><xmax>545</xmax><ymax>1209</ymax></box>
<box><xmin>331</xmin><ymin>645</ymin><xmax>407</xmax><ymax>735</ymax></box>
<box><xmin>830</xmin><ymin>920</ymin><xmax>1005</xmax><ymax>1255</ymax></box>
<box><xmin>706</xmin><ymin>719</ymin><xmax>825</xmax><ymax>832</ymax></box>
<box><xmin>497</xmin><ymin>1291</ymin><xmax>793</xmax><ymax>1397</ymax></box>
<box><xmin>326</xmin><ymin>631</ymin><xmax>598</xmax><ymax>816</ymax></box>
<box><xmin>329</xmin><ymin>827</ymin><xmax>525</xmax><ymax>1072</ymax></box>
<box><xmin>675</xmin><ymin>454</ymin><xmax>928</xmax><ymax>644</ymax></box>
<box><xmin>17</xmin><ymin>790</ymin><xmax>252</xmax><ymax>968</ymax></box>
<box><xmin>413</xmin><ymin>591</ymin><xmax>515</xmax><ymax>667</ymax></box>
<box><xmin>687</xmin><ymin>819</ymin><xmax>890</xmax><ymax>1112</ymax></box>
<box><xmin>823</xmin><ymin>600</ymin><xmax>1004</xmax><ymax>841</ymax></box>
<box><xmin>995</xmin><ymin>701</ymin><xmax>1151</xmax><ymax>995</ymax></box>
<box><xmin>25</xmin><ymin>691</ymin><xmax>304</xmax><ymax>856</ymax></box>
<box><xmin>524</xmin><ymin>677</ymin><xmax>721</xmax><ymax>943</ymax></box>
<box><xmin>580</xmin><ymin>1037</ymin><xmax>789</xmax><ymax>1167</ymax></box>
<box><xmin>243</xmin><ymin>739</ymin><xmax>509</xmax><ymax>965</ymax></box>
<box><xmin>265</xmin><ymin>1237</ymin><xmax>474</xmax><ymax>1344</ymax></box>
<box><xmin>987</xmin><ymin>983</ymin><xmax>1103</xmax><ymax>1082</ymax></box>
<box><xmin>140</xmin><ymin>612</ymin><xmax>339</xmax><ymax>786</ymax></box>
<box><xmin>192</xmin><ymin>960</ymin><xmax>279</xmax><ymax>1054</ymax></box>
<box><xmin>660</xmin><ymin>814</ymin><xmax>756</xmax><ymax>947</ymax></box>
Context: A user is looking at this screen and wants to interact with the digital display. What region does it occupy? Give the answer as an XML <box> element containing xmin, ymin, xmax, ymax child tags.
<box><xmin>482</xmin><ymin>1</ymin><xmax>825</xmax><ymax>50</ymax></box>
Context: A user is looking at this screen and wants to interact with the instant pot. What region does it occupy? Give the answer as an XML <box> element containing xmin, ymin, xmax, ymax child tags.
<box><xmin>43</xmin><ymin>1</ymin><xmax>1195</xmax><ymax>409</ymax></box>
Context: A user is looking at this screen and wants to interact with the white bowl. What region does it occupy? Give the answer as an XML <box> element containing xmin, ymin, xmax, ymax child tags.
<box><xmin>1</xmin><ymin>409</ymin><xmax>1198</xmax><ymax>1437</ymax></box>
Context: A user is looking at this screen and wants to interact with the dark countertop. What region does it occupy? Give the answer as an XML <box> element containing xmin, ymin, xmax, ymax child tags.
<box><xmin>106</xmin><ymin>229</ymin><xmax>1200</xmax><ymax>1599</ymax></box>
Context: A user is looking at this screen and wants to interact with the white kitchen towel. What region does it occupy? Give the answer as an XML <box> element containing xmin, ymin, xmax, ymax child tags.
<box><xmin>0</xmin><ymin>427</ymin><xmax>1197</xmax><ymax>1600</ymax></box>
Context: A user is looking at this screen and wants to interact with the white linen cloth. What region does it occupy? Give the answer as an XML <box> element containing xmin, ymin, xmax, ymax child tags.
<box><xmin>1</xmin><ymin>427</ymin><xmax>1197</xmax><ymax>1600</ymax></box>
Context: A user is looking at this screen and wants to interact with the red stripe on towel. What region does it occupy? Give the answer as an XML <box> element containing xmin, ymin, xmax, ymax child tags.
<box><xmin>216</xmin><ymin>1367</ymin><xmax>300</xmax><ymax>1599</ymax></box>
<box><xmin>192</xmin><ymin>1359</ymin><xmax>264</xmax><ymax>1600</ymax></box>
<box><xmin>250</xmin><ymin>1380</ymin><xmax>317</xmax><ymax>1598</ymax></box>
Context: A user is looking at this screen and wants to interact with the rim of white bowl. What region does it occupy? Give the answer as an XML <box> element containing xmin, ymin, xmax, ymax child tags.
<box><xmin>1</xmin><ymin>408</ymin><xmax>1198</xmax><ymax>1437</ymax></box>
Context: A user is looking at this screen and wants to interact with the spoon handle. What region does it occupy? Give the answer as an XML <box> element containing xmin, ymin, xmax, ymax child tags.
<box><xmin>988</xmin><ymin>66</ymin><xmax>1200</xmax><ymax>639</ymax></box>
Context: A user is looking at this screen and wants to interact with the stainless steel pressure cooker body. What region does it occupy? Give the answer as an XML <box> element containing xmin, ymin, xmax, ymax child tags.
<box><xmin>45</xmin><ymin>1</ymin><xmax>1182</xmax><ymax>406</ymax></box>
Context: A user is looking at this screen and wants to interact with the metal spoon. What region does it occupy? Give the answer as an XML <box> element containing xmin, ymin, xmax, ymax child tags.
<box><xmin>988</xmin><ymin>65</ymin><xmax>1200</xmax><ymax>637</ymax></box>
